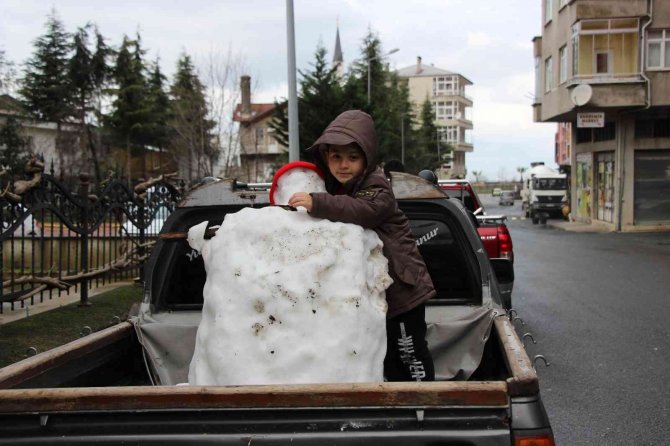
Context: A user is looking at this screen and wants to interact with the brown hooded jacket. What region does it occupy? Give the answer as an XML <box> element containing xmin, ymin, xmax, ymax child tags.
<box><xmin>307</xmin><ymin>110</ymin><xmax>436</xmax><ymax>318</ymax></box>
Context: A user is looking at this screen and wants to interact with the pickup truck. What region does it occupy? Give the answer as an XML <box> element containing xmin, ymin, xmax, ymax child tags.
<box><xmin>438</xmin><ymin>179</ymin><xmax>513</xmax><ymax>309</ymax></box>
<box><xmin>0</xmin><ymin>172</ymin><xmax>553</xmax><ymax>445</ymax></box>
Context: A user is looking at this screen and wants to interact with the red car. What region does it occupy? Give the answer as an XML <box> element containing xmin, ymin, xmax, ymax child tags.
<box><xmin>438</xmin><ymin>180</ymin><xmax>514</xmax><ymax>309</ymax></box>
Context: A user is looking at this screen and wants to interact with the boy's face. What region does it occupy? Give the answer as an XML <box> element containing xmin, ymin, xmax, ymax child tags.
<box><xmin>326</xmin><ymin>144</ymin><xmax>366</xmax><ymax>184</ymax></box>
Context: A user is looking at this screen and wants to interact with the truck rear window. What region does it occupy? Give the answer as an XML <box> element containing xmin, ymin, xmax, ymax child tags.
<box><xmin>155</xmin><ymin>210</ymin><xmax>481</xmax><ymax>309</ymax></box>
<box><xmin>410</xmin><ymin>218</ymin><xmax>481</xmax><ymax>305</ymax></box>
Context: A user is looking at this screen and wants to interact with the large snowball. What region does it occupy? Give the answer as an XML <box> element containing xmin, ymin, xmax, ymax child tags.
<box><xmin>187</xmin><ymin>207</ymin><xmax>392</xmax><ymax>385</ymax></box>
<box><xmin>272</xmin><ymin>168</ymin><xmax>326</xmax><ymax>206</ymax></box>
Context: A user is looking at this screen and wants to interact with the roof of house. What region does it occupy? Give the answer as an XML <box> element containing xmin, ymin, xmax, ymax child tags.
<box><xmin>396</xmin><ymin>65</ymin><xmax>473</xmax><ymax>85</ymax></box>
<box><xmin>233</xmin><ymin>103</ymin><xmax>278</xmax><ymax>124</ymax></box>
<box><xmin>0</xmin><ymin>94</ymin><xmax>26</xmax><ymax>115</ymax></box>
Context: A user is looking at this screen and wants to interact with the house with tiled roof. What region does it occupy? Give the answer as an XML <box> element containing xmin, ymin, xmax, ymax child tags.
<box><xmin>397</xmin><ymin>58</ymin><xmax>474</xmax><ymax>179</ymax></box>
<box><xmin>233</xmin><ymin>76</ymin><xmax>287</xmax><ymax>182</ymax></box>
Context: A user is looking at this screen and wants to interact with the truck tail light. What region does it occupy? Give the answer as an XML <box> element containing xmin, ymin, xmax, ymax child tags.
<box><xmin>497</xmin><ymin>225</ymin><xmax>513</xmax><ymax>261</ymax></box>
<box><xmin>514</xmin><ymin>434</ymin><xmax>555</xmax><ymax>446</ymax></box>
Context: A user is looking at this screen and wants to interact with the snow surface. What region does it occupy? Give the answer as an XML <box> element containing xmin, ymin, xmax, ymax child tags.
<box><xmin>186</xmin><ymin>169</ymin><xmax>392</xmax><ymax>385</ymax></box>
<box><xmin>271</xmin><ymin>168</ymin><xmax>326</xmax><ymax>206</ymax></box>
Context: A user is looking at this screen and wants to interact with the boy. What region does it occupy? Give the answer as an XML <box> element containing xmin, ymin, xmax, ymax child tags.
<box><xmin>288</xmin><ymin>110</ymin><xmax>436</xmax><ymax>382</ymax></box>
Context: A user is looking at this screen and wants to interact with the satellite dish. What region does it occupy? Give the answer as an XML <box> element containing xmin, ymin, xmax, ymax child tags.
<box><xmin>570</xmin><ymin>84</ymin><xmax>592</xmax><ymax>106</ymax></box>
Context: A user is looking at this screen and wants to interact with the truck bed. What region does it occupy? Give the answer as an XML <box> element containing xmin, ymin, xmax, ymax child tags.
<box><xmin>0</xmin><ymin>316</ymin><xmax>536</xmax><ymax>445</ymax></box>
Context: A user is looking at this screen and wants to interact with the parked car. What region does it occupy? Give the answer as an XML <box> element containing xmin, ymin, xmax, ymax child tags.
<box><xmin>492</xmin><ymin>187</ymin><xmax>502</xmax><ymax>196</ymax></box>
<box><xmin>499</xmin><ymin>190</ymin><xmax>515</xmax><ymax>206</ymax></box>
<box><xmin>438</xmin><ymin>179</ymin><xmax>513</xmax><ymax>309</ymax></box>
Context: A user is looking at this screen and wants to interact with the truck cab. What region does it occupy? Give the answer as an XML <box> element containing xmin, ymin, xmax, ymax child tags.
<box><xmin>521</xmin><ymin>165</ymin><xmax>567</xmax><ymax>224</ymax></box>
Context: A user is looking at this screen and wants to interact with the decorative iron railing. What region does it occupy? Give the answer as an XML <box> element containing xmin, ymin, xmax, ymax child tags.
<box><xmin>0</xmin><ymin>169</ymin><xmax>182</xmax><ymax>313</ymax></box>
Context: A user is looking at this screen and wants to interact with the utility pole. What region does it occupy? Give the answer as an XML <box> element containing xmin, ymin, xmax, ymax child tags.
<box><xmin>286</xmin><ymin>0</ymin><xmax>299</xmax><ymax>161</ymax></box>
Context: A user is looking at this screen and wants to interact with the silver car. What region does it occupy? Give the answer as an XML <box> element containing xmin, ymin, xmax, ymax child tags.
<box><xmin>499</xmin><ymin>190</ymin><xmax>515</xmax><ymax>206</ymax></box>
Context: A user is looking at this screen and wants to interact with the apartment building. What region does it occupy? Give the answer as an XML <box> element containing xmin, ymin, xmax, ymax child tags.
<box><xmin>233</xmin><ymin>76</ymin><xmax>287</xmax><ymax>182</ymax></box>
<box><xmin>534</xmin><ymin>0</ymin><xmax>670</xmax><ymax>231</ymax></box>
<box><xmin>397</xmin><ymin>57</ymin><xmax>473</xmax><ymax>179</ymax></box>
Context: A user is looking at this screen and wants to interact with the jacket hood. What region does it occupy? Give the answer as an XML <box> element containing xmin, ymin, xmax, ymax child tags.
<box><xmin>307</xmin><ymin>110</ymin><xmax>378</xmax><ymax>193</ymax></box>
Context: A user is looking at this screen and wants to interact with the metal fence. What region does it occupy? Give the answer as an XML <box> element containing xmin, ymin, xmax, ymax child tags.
<box><xmin>0</xmin><ymin>171</ymin><xmax>182</xmax><ymax>313</ymax></box>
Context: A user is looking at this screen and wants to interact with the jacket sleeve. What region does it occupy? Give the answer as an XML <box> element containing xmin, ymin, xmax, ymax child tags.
<box><xmin>309</xmin><ymin>185</ymin><xmax>396</xmax><ymax>229</ymax></box>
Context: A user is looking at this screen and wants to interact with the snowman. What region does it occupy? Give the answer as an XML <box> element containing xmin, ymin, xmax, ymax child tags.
<box><xmin>186</xmin><ymin>161</ymin><xmax>391</xmax><ymax>386</ymax></box>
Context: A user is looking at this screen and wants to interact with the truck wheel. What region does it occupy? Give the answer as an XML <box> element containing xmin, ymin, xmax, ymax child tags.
<box><xmin>531</xmin><ymin>215</ymin><xmax>539</xmax><ymax>224</ymax></box>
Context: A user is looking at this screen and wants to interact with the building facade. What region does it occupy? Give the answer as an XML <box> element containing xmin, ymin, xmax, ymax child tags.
<box><xmin>397</xmin><ymin>57</ymin><xmax>473</xmax><ymax>179</ymax></box>
<box><xmin>233</xmin><ymin>76</ymin><xmax>287</xmax><ymax>182</ymax></box>
<box><xmin>534</xmin><ymin>0</ymin><xmax>670</xmax><ymax>231</ymax></box>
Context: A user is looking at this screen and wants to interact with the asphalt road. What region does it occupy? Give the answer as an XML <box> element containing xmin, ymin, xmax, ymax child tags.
<box><xmin>480</xmin><ymin>194</ymin><xmax>670</xmax><ymax>445</ymax></box>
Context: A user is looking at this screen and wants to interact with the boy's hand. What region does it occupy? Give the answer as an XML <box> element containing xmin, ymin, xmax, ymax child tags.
<box><xmin>288</xmin><ymin>192</ymin><xmax>313</xmax><ymax>212</ymax></box>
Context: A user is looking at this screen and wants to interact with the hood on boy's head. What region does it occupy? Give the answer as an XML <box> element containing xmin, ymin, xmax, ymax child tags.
<box><xmin>306</xmin><ymin>110</ymin><xmax>378</xmax><ymax>180</ymax></box>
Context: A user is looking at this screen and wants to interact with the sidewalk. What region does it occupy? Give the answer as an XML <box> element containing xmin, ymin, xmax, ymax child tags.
<box><xmin>0</xmin><ymin>281</ymin><xmax>134</xmax><ymax>325</ymax></box>
<box><xmin>546</xmin><ymin>220</ymin><xmax>613</xmax><ymax>233</ymax></box>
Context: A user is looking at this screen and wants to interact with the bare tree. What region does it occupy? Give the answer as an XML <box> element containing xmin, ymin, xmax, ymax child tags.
<box><xmin>198</xmin><ymin>44</ymin><xmax>248</xmax><ymax>178</ymax></box>
<box><xmin>0</xmin><ymin>49</ymin><xmax>17</xmax><ymax>95</ymax></box>
<box><xmin>497</xmin><ymin>167</ymin><xmax>509</xmax><ymax>182</ymax></box>
<box><xmin>471</xmin><ymin>170</ymin><xmax>484</xmax><ymax>184</ymax></box>
<box><xmin>516</xmin><ymin>166</ymin><xmax>527</xmax><ymax>181</ymax></box>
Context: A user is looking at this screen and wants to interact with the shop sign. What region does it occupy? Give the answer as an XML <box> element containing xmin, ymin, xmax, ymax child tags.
<box><xmin>577</xmin><ymin>112</ymin><xmax>605</xmax><ymax>128</ymax></box>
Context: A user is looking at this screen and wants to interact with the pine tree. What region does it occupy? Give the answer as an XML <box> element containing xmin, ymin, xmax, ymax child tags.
<box><xmin>108</xmin><ymin>35</ymin><xmax>151</xmax><ymax>182</ymax></box>
<box><xmin>409</xmin><ymin>98</ymin><xmax>440</xmax><ymax>172</ymax></box>
<box><xmin>169</xmin><ymin>53</ymin><xmax>215</xmax><ymax>182</ymax></box>
<box><xmin>68</xmin><ymin>25</ymin><xmax>103</xmax><ymax>184</ymax></box>
<box><xmin>345</xmin><ymin>29</ymin><xmax>409</xmax><ymax>165</ymax></box>
<box><xmin>19</xmin><ymin>9</ymin><xmax>73</xmax><ymax>174</ymax></box>
<box><xmin>146</xmin><ymin>59</ymin><xmax>171</xmax><ymax>174</ymax></box>
<box><xmin>269</xmin><ymin>44</ymin><xmax>347</xmax><ymax>162</ymax></box>
<box><xmin>20</xmin><ymin>9</ymin><xmax>73</xmax><ymax>123</ymax></box>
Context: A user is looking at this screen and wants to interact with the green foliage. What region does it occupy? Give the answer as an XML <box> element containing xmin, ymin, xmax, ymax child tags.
<box><xmin>168</xmin><ymin>53</ymin><xmax>216</xmax><ymax>181</ymax></box>
<box><xmin>0</xmin><ymin>117</ymin><xmax>30</xmax><ymax>175</ymax></box>
<box><xmin>269</xmin><ymin>44</ymin><xmax>348</xmax><ymax>161</ymax></box>
<box><xmin>19</xmin><ymin>9</ymin><xmax>73</xmax><ymax>123</ymax></box>
<box><xmin>146</xmin><ymin>60</ymin><xmax>171</xmax><ymax>152</ymax></box>
<box><xmin>0</xmin><ymin>285</ymin><xmax>142</xmax><ymax>368</ymax></box>
<box><xmin>108</xmin><ymin>35</ymin><xmax>153</xmax><ymax>148</ymax></box>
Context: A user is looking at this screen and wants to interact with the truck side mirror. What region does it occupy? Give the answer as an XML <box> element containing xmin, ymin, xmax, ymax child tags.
<box><xmin>490</xmin><ymin>258</ymin><xmax>514</xmax><ymax>285</ymax></box>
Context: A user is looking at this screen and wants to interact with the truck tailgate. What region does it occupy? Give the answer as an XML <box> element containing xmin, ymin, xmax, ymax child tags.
<box><xmin>0</xmin><ymin>382</ymin><xmax>510</xmax><ymax>445</ymax></box>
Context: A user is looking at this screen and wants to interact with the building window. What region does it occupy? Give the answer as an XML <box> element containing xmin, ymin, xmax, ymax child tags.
<box><xmin>434</xmin><ymin>101</ymin><xmax>457</xmax><ymax>120</ymax></box>
<box><xmin>545</xmin><ymin>57</ymin><xmax>553</xmax><ymax>92</ymax></box>
<box><xmin>544</xmin><ymin>0</ymin><xmax>553</xmax><ymax>24</ymax></box>
<box><xmin>535</xmin><ymin>56</ymin><xmax>542</xmax><ymax>99</ymax></box>
<box><xmin>571</xmin><ymin>30</ymin><xmax>579</xmax><ymax>76</ymax></box>
<box><xmin>635</xmin><ymin>118</ymin><xmax>670</xmax><ymax>138</ymax></box>
<box><xmin>595</xmin><ymin>51</ymin><xmax>611</xmax><ymax>74</ymax></box>
<box><xmin>255</xmin><ymin>127</ymin><xmax>264</xmax><ymax>140</ymax></box>
<box><xmin>433</xmin><ymin>76</ymin><xmax>456</xmax><ymax>95</ymax></box>
<box><xmin>572</xmin><ymin>19</ymin><xmax>639</xmax><ymax>80</ymax></box>
<box><xmin>441</xmin><ymin>126</ymin><xmax>458</xmax><ymax>143</ymax></box>
<box><xmin>576</xmin><ymin>122</ymin><xmax>616</xmax><ymax>143</ymax></box>
<box><xmin>647</xmin><ymin>30</ymin><xmax>670</xmax><ymax>69</ymax></box>
<box><xmin>559</xmin><ymin>45</ymin><xmax>568</xmax><ymax>83</ymax></box>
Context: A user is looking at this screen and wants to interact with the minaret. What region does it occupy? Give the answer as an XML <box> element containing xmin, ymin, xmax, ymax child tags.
<box><xmin>332</xmin><ymin>20</ymin><xmax>344</xmax><ymax>79</ymax></box>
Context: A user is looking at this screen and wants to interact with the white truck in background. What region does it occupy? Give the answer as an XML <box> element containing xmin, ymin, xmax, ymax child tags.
<box><xmin>521</xmin><ymin>162</ymin><xmax>568</xmax><ymax>224</ymax></box>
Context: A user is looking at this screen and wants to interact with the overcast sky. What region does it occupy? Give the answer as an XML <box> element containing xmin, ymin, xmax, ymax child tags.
<box><xmin>1</xmin><ymin>0</ymin><xmax>557</xmax><ymax>181</ymax></box>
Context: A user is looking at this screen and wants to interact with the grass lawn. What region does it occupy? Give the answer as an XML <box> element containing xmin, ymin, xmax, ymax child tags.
<box><xmin>0</xmin><ymin>285</ymin><xmax>142</xmax><ymax>368</ymax></box>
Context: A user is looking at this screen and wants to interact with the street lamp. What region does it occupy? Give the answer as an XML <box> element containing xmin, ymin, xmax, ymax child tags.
<box><xmin>367</xmin><ymin>48</ymin><xmax>399</xmax><ymax>104</ymax></box>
